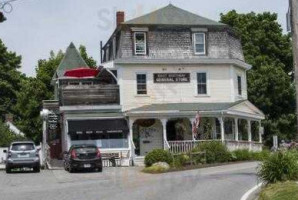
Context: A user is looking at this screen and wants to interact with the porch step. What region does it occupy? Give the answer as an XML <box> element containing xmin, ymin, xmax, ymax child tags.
<box><xmin>133</xmin><ymin>156</ymin><xmax>145</xmax><ymax>167</ymax></box>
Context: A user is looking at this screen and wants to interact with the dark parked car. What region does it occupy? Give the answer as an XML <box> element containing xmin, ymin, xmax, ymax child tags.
<box><xmin>4</xmin><ymin>141</ymin><xmax>40</xmax><ymax>173</ymax></box>
<box><xmin>64</xmin><ymin>144</ymin><xmax>102</xmax><ymax>173</ymax></box>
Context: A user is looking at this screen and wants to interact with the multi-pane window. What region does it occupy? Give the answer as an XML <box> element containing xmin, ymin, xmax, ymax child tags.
<box><xmin>134</xmin><ymin>32</ymin><xmax>146</xmax><ymax>55</ymax></box>
<box><xmin>197</xmin><ymin>72</ymin><xmax>207</xmax><ymax>94</ymax></box>
<box><xmin>237</xmin><ymin>76</ymin><xmax>242</xmax><ymax>95</ymax></box>
<box><xmin>194</xmin><ymin>33</ymin><xmax>206</xmax><ymax>55</ymax></box>
<box><xmin>136</xmin><ymin>74</ymin><xmax>147</xmax><ymax>95</ymax></box>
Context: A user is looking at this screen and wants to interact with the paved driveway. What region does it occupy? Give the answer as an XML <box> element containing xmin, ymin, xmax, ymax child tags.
<box><xmin>0</xmin><ymin>162</ymin><xmax>259</xmax><ymax>200</ymax></box>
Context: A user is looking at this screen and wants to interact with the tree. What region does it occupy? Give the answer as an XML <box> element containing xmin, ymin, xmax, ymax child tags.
<box><xmin>79</xmin><ymin>45</ymin><xmax>97</xmax><ymax>68</ymax></box>
<box><xmin>0</xmin><ymin>121</ymin><xmax>25</xmax><ymax>147</ymax></box>
<box><xmin>220</xmin><ymin>11</ymin><xmax>296</xmax><ymax>145</ymax></box>
<box><xmin>0</xmin><ymin>39</ymin><xmax>24</xmax><ymax>120</ymax></box>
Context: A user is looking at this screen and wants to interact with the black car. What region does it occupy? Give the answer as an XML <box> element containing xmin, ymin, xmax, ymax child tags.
<box><xmin>63</xmin><ymin>144</ymin><xmax>102</xmax><ymax>173</ymax></box>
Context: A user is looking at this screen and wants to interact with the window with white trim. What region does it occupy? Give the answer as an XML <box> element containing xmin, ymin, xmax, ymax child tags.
<box><xmin>134</xmin><ymin>32</ymin><xmax>146</xmax><ymax>55</ymax></box>
<box><xmin>193</xmin><ymin>33</ymin><xmax>206</xmax><ymax>55</ymax></box>
<box><xmin>197</xmin><ymin>72</ymin><xmax>207</xmax><ymax>94</ymax></box>
<box><xmin>136</xmin><ymin>74</ymin><xmax>147</xmax><ymax>95</ymax></box>
<box><xmin>237</xmin><ymin>75</ymin><xmax>242</xmax><ymax>96</ymax></box>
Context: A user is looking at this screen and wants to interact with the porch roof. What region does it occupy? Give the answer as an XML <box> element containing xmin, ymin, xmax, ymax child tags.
<box><xmin>126</xmin><ymin>100</ymin><xmax>265</xmax><ymax>120</ymax></box>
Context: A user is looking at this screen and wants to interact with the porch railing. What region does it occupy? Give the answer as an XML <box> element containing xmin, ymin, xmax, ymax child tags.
<box><xmin>168</xmin><ymin>140</ymin><xmax>219</xmax><ymax>154</ymax></box>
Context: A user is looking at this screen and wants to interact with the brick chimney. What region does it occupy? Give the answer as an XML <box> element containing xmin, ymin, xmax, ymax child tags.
<box><xmin>116</xmin><ymin>11</ymin><xmax>125</xmax><ymax>26</ymax></box>
<box><xmin>5</xmin><ymin>114</ymin><xmax>13</xmax><ymax>123</ymax></box>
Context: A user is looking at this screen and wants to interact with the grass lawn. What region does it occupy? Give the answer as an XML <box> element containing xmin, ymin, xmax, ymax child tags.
<box><xmin>259</xmin><ymin>181</ymin><xmax>298</xmax><ymax>200</ymax></box>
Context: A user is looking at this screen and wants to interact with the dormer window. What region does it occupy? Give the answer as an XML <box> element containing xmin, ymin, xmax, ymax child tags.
<box><xmin>193</xmin><ymin>33</ymin><xmax>206</xmax><ymax>55</ymax></box>
<box><xmin>134</xmin><ymin>32</ymin><xmax>146</xmax><ymax>55</ymax></box>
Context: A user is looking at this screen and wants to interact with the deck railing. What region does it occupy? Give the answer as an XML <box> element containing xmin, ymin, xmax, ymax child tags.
<box><xmin>168</xmin><ymin>140</ymin><xmax>220</xmax><ymax>154</ymax></box>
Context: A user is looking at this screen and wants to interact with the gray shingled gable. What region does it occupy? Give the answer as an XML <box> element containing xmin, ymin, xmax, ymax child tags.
<box><xmin>54</xmin><ymin>42</ymin><xmax>89</xmax><ymax>78</ymax></box>
<box><xmin>124</xmin><ymin>4</ymin><xmax>226</xmax><ymax>26</ymax></box>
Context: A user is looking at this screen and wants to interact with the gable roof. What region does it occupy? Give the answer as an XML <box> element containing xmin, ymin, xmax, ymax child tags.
<box><xmin>53</xmin><ymin>42</ymin><xmax>89</xmax><ymax>79</ymax></box>
<box><xmin>124</xmin><ymin>4</ymin><xmax>226</xmax><ymax>26</ymax></box>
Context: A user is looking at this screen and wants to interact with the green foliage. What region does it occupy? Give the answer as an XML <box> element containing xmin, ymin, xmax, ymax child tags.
<box><xmin>231</xmin><ymin>149</ymin><xmax>252</xmax><ymax>161</ymax></box>
<box><xmin>259</xmin><ymin>181</ymin><xmax>298</xmax><ymax>200</ymax></box>
<box><xmin>172</xmin><ymin>154</ymin><xmax>190</xmax><ymax>167</ymax></box>
<box><xmin>193</xmin><ymin>141</ymin><xmax>230</xmax><ymax>163</ymax></box>
<box><xmin>79</xmin><ymin>45</ymin><xmax>97</xmax><ymax>68</ymax></box>
<box><xmin>0</xmin><ymin>39</ymin><xmax>24</xmax><ymax>119</ymax></box>
<box><xmin>144</xmin><ymin>149</ymin><xmax>173</xmax><ymax>167</ymax></box>
<box><xmin>0</xmin><ymin>121</ymin><xmax>26</xmax><ymax>147</ymax></box>
<box><xmin>142</xmin><ymin>165</ymin><xmax>169</xmax><ymax>173</ymax></box>
<box><xmin>257</xmin><ymin>151</ymin><xmax>298</xmax><ymax>184</ymax></box>
<box><xmin>220</xmin><ymin>11</ymin><xmax>295</xmax><ymax>145</ymax></box>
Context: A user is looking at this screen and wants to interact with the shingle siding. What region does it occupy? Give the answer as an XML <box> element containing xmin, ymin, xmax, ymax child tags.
<box><xmin>118</xmin><ymin>29</ymin><xmax>244</xmax><ymax>61</ymax></box>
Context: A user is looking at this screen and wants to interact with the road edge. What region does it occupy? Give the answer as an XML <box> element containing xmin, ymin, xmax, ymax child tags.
<box><xmin>240</xmin><ymin>182</ymin><xmax>263</xmax><ymax>200</ymax></box>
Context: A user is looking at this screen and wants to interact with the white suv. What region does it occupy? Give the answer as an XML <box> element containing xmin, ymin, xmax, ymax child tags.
<box><xmin>4</xmin><ymin>141</ymin><xmax>40</xmax><ymax>173</ymax></box>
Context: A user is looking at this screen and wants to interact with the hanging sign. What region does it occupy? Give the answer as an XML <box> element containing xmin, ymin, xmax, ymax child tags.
<box><xmin>153</xmin><ymin>73</ymin><xmax>190</xmax><ymax>83</ymax></box>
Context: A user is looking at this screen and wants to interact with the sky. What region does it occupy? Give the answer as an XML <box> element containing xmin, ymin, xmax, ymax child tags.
<box><xmin>0</xmin><ymin>0</ymin><xmax>289</xmax><ymax>77</ymax></box>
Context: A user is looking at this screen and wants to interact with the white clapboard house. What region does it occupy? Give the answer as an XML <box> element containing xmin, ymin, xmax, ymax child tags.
<box><xmin>42</xmin><ymin>4</ymin><xmax>265</xmax><ymax>166</ymax></box>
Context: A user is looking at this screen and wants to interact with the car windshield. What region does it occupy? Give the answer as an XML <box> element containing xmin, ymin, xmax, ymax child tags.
<box><xmin>74</xmin><ymin>146</ymin><xmax>97</xmax><ymax>153</ymax></box>
<box><xmin>11</xmin><ymin>143</ymin><xmax>35</xmax><ymax>151</ymax></box>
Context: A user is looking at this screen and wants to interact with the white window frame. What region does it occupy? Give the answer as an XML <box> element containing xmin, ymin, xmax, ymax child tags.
<box><xmin>136</xmin><ymin>73</ymin><xmax>147</xmax><ymax>95</ymax></box>
<box><xmin>195</xmin><ymin>71</ymin><xmax>209</xmax><ymax>96</ymax></box>
<box><xmin>134</xmin><ymin>32</ymin><xmax>147</xmax><ymax>55</ymax></box>
<box><xmin>193</xmin><ymin>33</ymin><xmax>206</xmax><ymax>55</ymax></box>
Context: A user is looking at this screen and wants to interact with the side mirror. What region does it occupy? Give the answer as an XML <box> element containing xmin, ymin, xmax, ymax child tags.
<box><xmin>3</xmin><ymin>150</ymin><xmax>7</xmax><ymax>153</ymax></box>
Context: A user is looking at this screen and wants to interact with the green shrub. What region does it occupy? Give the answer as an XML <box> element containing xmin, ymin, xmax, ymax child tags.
<box><xmin>251</xmin><ymin>150</ymin><xmax>270</xmax><ymax>161</ymax></box>
<box><xmin>232</xmin><ymin>149</ymin><xmax>252</xmax><ymax>161</ymax></box>
<box><xmin>193</xmin><ymin>141</ymin><xmax>230</xmax><ymax>163</ymax></box>
<box><xmin>173</xmin><ymin>154</ymin><xmax>190</xmax><ymax>167</ymax></box>
<box><xmin>257</xmin><ymin>151</ymin><xmax>298</xmax><ymax>184</ymax></box>
<box><xmin>144</xmin><ymin>149</ymin><xmax>173</xmax><ymax>167</ymax></box>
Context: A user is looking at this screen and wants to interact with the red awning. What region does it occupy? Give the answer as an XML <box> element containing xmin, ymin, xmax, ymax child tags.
<box><xmin>64</xmin><ymin>68</ymin><xmax>99</xmax><ymax>78</ymax></box>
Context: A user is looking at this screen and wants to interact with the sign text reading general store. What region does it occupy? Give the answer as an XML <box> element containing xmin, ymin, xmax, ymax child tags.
<box><xmin>153</xmin><ymin>73</ymin><xmax>190</xmax><ymax>83</ymax></box>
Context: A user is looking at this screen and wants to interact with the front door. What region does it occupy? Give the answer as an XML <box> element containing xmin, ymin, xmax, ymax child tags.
<box><xmin>139</xmin><ymin>120</ymin><xmax>163</xmax><ymax>156</ymax></box>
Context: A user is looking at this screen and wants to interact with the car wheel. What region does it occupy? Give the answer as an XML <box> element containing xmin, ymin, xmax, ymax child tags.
<box><xmin>98</xmin><ymin>167</ymin><xmax>103</xmax><ymax>172</ymax></box>
<box><xmin>64</xmin><ymin>162</ymin><xmax>68</xmax><ymax>171</ymax></box>
<box><xmin>33</xmin><ymin>166</ymin><xmax>40</xmax><ymax>173</ymax></box>
<box><xmin>69</xmin><ymin>166</ymin><xmax>75</xmax><ymax>173</ymax></box>
<box><xmin>5</xmin><ymin>167</ymin><xmax>11</xmax><ymax>174</ymax></box>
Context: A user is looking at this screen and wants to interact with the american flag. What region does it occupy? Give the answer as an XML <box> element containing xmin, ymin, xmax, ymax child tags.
<box><xmin>192</xmin><ymin>111</ymin><xmax>200</xmax><ymax>139</ymax></box>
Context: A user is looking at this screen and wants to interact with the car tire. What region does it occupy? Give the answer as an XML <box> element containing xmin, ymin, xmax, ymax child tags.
<box><xmin>33</xmin><ymin>166</ymin><xmax>40</xmax><ymax>173</ymax></box>
<box><xmin>69</xmin><ymin>166</ymin><xmax>75</xmax><ymax>173</ymax></box>
<box><xmin>98</xmin><ymin>167</ymin><xmax>103</xmax><ymax>172</ymax></box>
<box><xmin>64</xmin><ymin>162</ymin><xmax>68</xmax><ymax>171</ymax></box>
<box><xmin>5</xmin><ymin>167</ymin><xmax>11</xmax><ymax>174</ymax></box>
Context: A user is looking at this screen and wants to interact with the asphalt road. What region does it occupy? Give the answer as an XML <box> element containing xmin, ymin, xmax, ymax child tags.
<box><xmin>0</xmin><ymin>162</ymin><xmax>260</xmax><ymax>200</ymax></box>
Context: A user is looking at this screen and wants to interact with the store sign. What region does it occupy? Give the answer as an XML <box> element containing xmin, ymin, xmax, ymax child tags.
<box><xmin>48</xmin><ymin>113</ymin><xmax>59</xmax><ymax>130</ymax></box>
<box><xmin>153</xmin><ymin>73</ymin><xmax>190</xmax><ymax>83</ymax></box>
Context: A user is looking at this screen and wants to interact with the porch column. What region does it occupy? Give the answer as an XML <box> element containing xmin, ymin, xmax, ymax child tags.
<box><xmin>218</xmin><ymin>117</ymin><xmax>225</xmax><ymax>142</ymax></box>
<box><xmin>190</xmin><ymin>118</ymin><xmax>196</xmax><ymax>141</ymax></box>
<box><xmin>258</xmin><ymin>121</ymin><xmax>263</xmax><ymax>143</ymax></box>
<box><xmin>247</xmin><ymin>120</ymin><xmax>252</xmax><ymax>142</ymax></box>
<box><xmin>161</xmin><ymin>118</ymin><xmax>169</xmax><ymax>150</ymax></box>
<box><xmin>211</xmin><ymin>118</ymin><xmax>217</xmax><ymax>139</ymax></box>
<box><xmin>234</xmin><ymin>118</ymin><xmax>239</xmax><ymax>141</ymax></box>
<box><xmin>128</xmin><ymin>118</ymin><xmax>135</xmax><ymax>160</ymax></box>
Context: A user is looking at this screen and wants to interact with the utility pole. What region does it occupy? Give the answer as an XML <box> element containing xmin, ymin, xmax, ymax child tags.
<box><xmin>289</xmin><ymin>0</ymin><xmax>298</xmax><ymax>141</ymax></box>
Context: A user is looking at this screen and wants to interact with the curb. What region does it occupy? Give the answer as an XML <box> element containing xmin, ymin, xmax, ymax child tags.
<box><xmin>240</xmin><ymin>182</ymin><xmax>263</xmax><ymax>200</ymax></box>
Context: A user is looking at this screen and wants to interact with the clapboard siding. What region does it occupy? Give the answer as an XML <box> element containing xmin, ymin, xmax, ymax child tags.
<box><xmin>118</xmin><ymin>64</ymin><xmax>243</xmax><ymax>111</ymax></box>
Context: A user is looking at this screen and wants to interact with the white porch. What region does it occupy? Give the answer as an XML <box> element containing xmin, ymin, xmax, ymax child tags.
<box><xmin>126</xmin><ymin>100</ymin><xmax>265</xmax><ymax>158</ymax></box>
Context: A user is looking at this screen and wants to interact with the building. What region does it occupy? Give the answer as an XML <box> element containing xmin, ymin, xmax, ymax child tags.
<box><xmin>42</xmin><ymin>4</ymin><xmax>265</xmax><ymax>167</ymax></box>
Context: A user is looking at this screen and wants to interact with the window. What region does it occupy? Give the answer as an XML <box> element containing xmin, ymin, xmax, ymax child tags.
<box><xmin>237</xmin><ymin>76</ymin><xmax>242</xmax><ymax>95</ymax></box>
<box><xmin>194</xmin><ymin>33</ymin><xmax>206</xmax><ymax>55</ymax></box>
<box><xmin>134</xmin><ymin>32</ymin><xmax>146</xmax><ymax>55</ymax></box>
<box><xmin>136</xmin><ymin>74</ymin><xmax>147</xmax><ymax>95</ymax></box>
<box><xmin>197</xmin><ymin>72</ymin><xmax>207</xmax><ymax>94</ymax></box>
